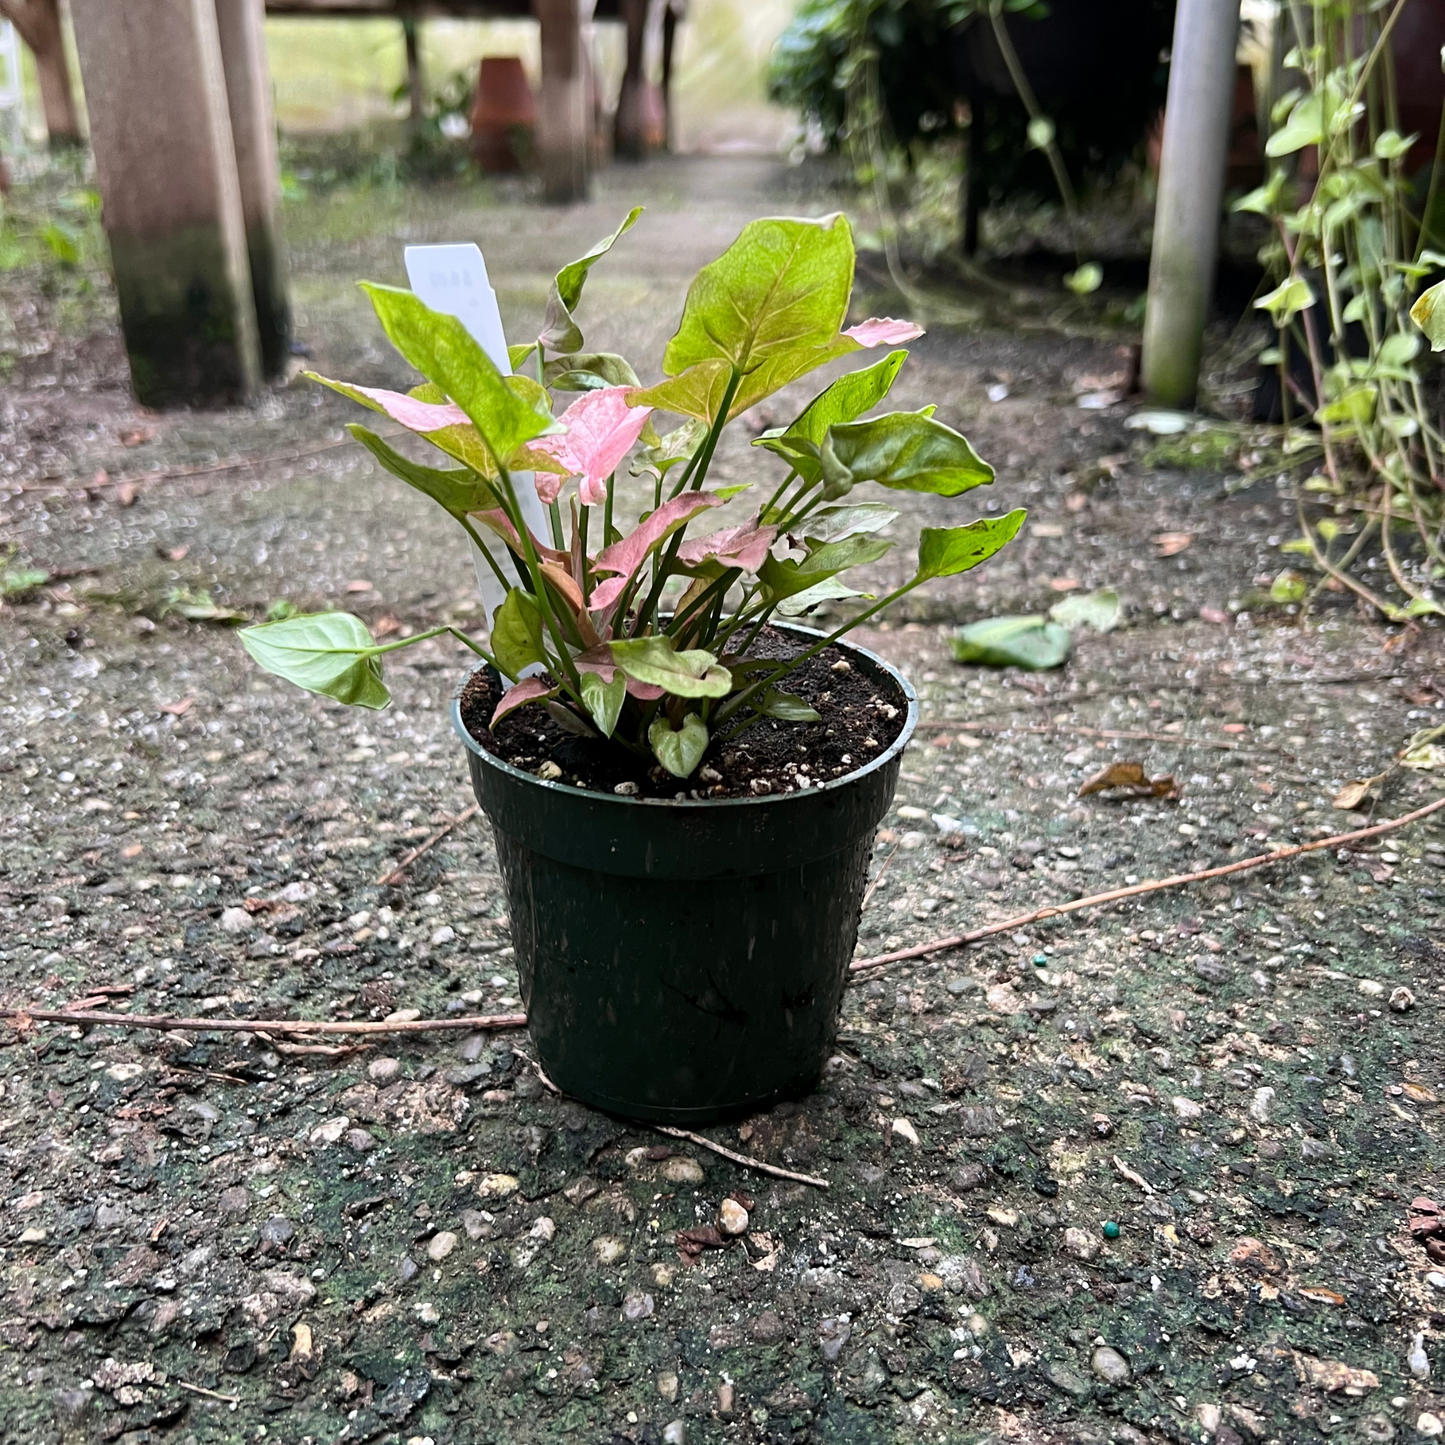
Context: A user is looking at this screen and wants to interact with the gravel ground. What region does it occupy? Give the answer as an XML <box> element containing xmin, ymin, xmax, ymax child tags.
<box><xmin>1</xmin><ymin>156</ymin><xmax>1444</xmax><ymax>1445</ymax></box>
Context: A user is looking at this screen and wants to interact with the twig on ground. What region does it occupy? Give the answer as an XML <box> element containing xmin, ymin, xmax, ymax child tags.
<box><xmin>376</xmin><ymin>804</ymin><xmax>480</xmax><ymax>885</ymax></box>
<box><xmin>653</xmin><ymin>1124</ymin><xmax>830</xmax><ymax>1190</ymax></box>
<box><xmin>915</xmin><ymin>720</ymin><xmax>1255</xmax><ymax>752</ymax></box>
<box><xmin>20</xmin><ymin>429</ymin><xmax>405</xmax><ymax>498</ymax></box>
<box><xmin>0</xmin><ymin>1007</ymin><xmax>527</xmax><ymax>1036</ymax></box>
<box><xmin>177</xmin><ymin>1381</ymin><xmax>240</xmax><ymax>1405</ymax></box>
<box><xmin>849</xmin><ymin>792</ymin><xmax>1445</xmax><ymax>974</ymax></box>
<box><xmin>1113</xmin><ymin>1155</ymin><xmax>1156</xmax><ymax>1194</ymax></box>
<box><xmin>861</xmin><ymin>844</ymin><xmax>900</xmax><ymax>911</ymax></box>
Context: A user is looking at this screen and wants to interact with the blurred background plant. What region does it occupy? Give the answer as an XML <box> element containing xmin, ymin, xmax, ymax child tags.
<box><xmin>767</xmin><ymin>0</ymin><xmax>1173</xmax><ymax>276</ymax></box>
<box><xmin>1240</xmin><ymin>0</ymin><xmax>1445</xmax><ymax>621</ymax></box>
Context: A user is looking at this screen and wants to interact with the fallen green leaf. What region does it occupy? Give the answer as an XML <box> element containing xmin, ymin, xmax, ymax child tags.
<box><xmin>951</xmin><ymin>615</ymin><xmax>1072</xmax><ymax>670</ymax></box>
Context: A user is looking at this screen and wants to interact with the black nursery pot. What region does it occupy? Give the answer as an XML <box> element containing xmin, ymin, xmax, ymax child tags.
<box><xmin>451</xmin><ymin>622</ymin><xmax>918</xmax><ymax>1124</ymax></box>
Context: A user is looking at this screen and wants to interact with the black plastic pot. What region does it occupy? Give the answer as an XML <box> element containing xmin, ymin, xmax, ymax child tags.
<box><xmin>451</xmin><ymin>622</ymin><xmax>918</xmax><ymax>1123</ymax></box>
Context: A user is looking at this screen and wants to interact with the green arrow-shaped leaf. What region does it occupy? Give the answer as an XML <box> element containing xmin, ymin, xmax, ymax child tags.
<box><xmin>915</xmin><ymin>510</ymin><xmax>1027</xmax><ymax>581</ymax></box>
<box><xmin>239</xmin><ymin>612</ymin><xmax>390</xmax><ymax>708</ymax></box>
<box><xmin>609</xmin><ymin>635</ymin><xmax>732</xmax><ymax>697</ymax></box>
<box><xmin>361</xmin><ymin>283</ymin><xmax>558</xmax><ymax>468</ymax></box>
<box><xmin>491</xmin><ymin>588</ymin><xmax>548</xmax><ymax>681</ymax></box>
<box><xmin>648</xmin><ymin>712</ymin><xmax>710</xmax><ymax>778</ymax></box>
<box><xmin>821</xmin><ymin>410</ymin><xmax>995</xmax><ymax>499</ymax></box>
<box><xmin>540</xmin><ymin>207</ymin><xmax>644</xmax><ymax>353</ymax></box>
<box><xmin>579</xmin><ymin>670</ymin><xmax>626</xmax><ymax>738</ymax></box>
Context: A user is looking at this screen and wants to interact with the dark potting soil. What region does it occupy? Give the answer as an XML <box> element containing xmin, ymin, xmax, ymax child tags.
<box><xmin>458</xmin><ymin>628</ymin><xmax>909</xmax><ymax>800</ymax></box>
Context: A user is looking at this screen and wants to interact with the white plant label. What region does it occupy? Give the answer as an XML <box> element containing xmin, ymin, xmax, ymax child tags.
<box><xmin>403</xmin><ymin>243</ymin><xmax>547</xmax><ymax>637</ymax></box>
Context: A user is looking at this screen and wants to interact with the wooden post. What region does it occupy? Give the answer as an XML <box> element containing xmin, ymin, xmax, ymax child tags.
<box><xmin>214</xmin><ymin>0</ymin><xmax>292</xmax><ymax>379</ymax></box>
<box><xmin>614</xmin><ymin>0</ymin><xmax>648</xmax><ymax>160</ymax></box>
<box><xmin>0</xmin><ymin>0</ymin><xmax>81</xmax><ymax>145</ymax></box>
<box><xmin>71</xmin><ymin>0</ymin><xmax>261</xmax><ymax>407</ymax></box>
<box><xmin>1140</xmin><ymin>0</ymin><xmax>1243</xmax><ymax>409</ymax></box>
<box><xmin>402</xmin><ymin>16</ymin><xmax>424</xmax><ymax>132</ymax></box>
<box><xmin>660</xmin><ymin>0</ymin><xmax>677</xmax><ymax>152</ymax></box>
<box><xmin>534</xmin><ymin>0</ymin><xmax>591</xmax><ymax>203</ymax></box>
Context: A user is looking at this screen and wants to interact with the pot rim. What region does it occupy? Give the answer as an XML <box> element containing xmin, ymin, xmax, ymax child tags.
<box><xmin>449</xmin><ymin>620</ymin><xmax>919</xmax><ymax>811</ymax></box>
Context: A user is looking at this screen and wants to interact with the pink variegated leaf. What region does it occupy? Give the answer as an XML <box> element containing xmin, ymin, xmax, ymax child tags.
<box><xmin>573</xmin><ymin>647</ymin><xmax>662</xmax><ymax>698</ymax></box>
<box><xmin>491</xmin><ymin>677</ymin><xmax>555</xmax><ymax>728</ymax></box>
<box><xmin>842</xmin><ymin>318</ymin><xmax>925</xmax><ymax>348</ymax></box>
<box><xmin>529</xmin><ymin>387</ymin><xmax>654</xmax><ymax>505</ymax></box>
<box><xmin>349</xmin><ymin>384</ymin><xmax>470</xmax><ymax>432</ymax></box>
<box><xmin>474</xmin><ymin>509</ymin><xmax>571</xmax><ymax>567</ymax></box>
<box><xmin>592</xmin><ymin>492</ymin><xmax>725</xmax><ymax>577</ymax></box>
<box><xmin>308</xmin><ymin>373</ymin><xmax>472</xmax><ymax>433</ymax></box>
<box><xmin>677</xmin><ymin>520</ymin><xmax>778</xmax><ymax>574</ymax></box>
<box><xmin>587</xmin><ymin>574</ymin><xmax>629</xmax><ymax>613</ymax></box>
<box><xmin>538</xmin><ymin>564</ymin><xmax>600</xmax><ymax>647</ymax></box>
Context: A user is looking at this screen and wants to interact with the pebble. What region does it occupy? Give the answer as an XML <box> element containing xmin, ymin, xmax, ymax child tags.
<box><xmin>369</xmin><ymin>1057</ymin><xmax>402</xmax><ymax>1083</ymax></box>
<box><xmin>1091</xmin><ymin>1345</ymin><xmax>1132</xmax><ymax>1385</ymax></box>
<box><xmin>217</xmin><ymin>1186</ymin><xmax>249</xmax><ymax>1215</ymax></box>
<box><xmin>663</xmin><ymin>1422</ymin><xmax>686</xmax><ymax>1445</ymax></box>
<box><xmin>426</xmin><ymin>1231</ymin><xmax>458</xmax><ymax>1263</ymax></box>
<box><xmin>663</xmin><ymin>1156</ymin><xmax>705</xmax><ymax>1184</ymax></box>
<box><xmin>1409</xmin><ymin>1333</ymin><xmax>1431</xmax><ymax>1381</ymax></box>
<box><xmin>309</xmin><ymin>1116</ymin><xmax>350</xmax><ymax>1146</ymax></box>
<box><xmin>261</xmin><ymin>1217</ymin><xmax>295</xmax><ymax>1247</ymax></box>
<box><xmin>1197</xmin><ymin>1403</ymin><xmax>1222</xmax><ymax>1435</ymax></box>
<box><xmin>398</xmin><ymin>1256</ymin><xmax>419</xmax><ymax>1283</ymax></box>
<box><xmin>94</xmin><ymin>1203</ymin><xmax>127</xmax><ymax>1229</ymax></box>
<box><xmin>344</xmin><ymin>1128</ymin><xmax>375</xmax><ymax>1152</ymax></box>
<box><xmin>1418</xmin><ymin>1416</ymin><xmax>1443</xmax><ymax>1439</ymax></box>
<box><xmin>622</xmin><ymin>1292</ymin><xmax>654</xmax><ymax>1321</ymax></box>
<box><xmin>219</xmin><ymin>906</ymin><xmax>252</xmax><ymax>933</ymax></box>
<box><xmin>1358</xmin><ymin>979</ymin><xmax>1386</xmax><ymax>997</ymax></box>
<box><xmin>478</xmin><ymin>1173</ymin><xmax>519</xmax><ymax>1198</ymax></box>
<box><xmin>718</xmin><ymin>1198</ymin><xmax>749</xmax><ymax>1236</ymax></box>
<box><xmin>656</xmin><ymin>1370</ymin><xmax>679</xmax><ymax>1402</ymax></box>
<box><xmin>1390</xmin><ymin>987</ymin><xmax>1416</xmax><ymax>1013</ymax></box>
<box><xmin>891</xmin><ymin>1117</ymin><xmax>920</xmax><ymax>1147</ymax></box>
<box><xmin>951</xmin><ymin>1162</ymin><xmax>987</xmax><ymax>1191</ymax></box>
<box><xmin>1063</xmin><ymin>1227</ymin><xmax>1101</xmax><ymax>1261</ymax></box>
<box><xmin>1172</xmin><ymin>1097</ymin><xmax>1204</xmax><ymax>1121</ymax></box>
<box><xmin>591</xmin><ymin>1236</ymin><xmax>626</xmax><ymax>1264</ymax></box>
<box><xmin>430</xmin><ymin>925</ymin><xmax>455</xmax><ymax>946</ymax></box>
<box><xmin>1426</xmin><ymin>1272</ymin><xmax>1445</xmax><ymax>1290</ymax></box>
<box><xmin>819</xmin><ymin>1317</ymin><xmax>852</xmax><ymax>1362</ymax></box>
<box><xmin>456</xmin><ymin>1033</ymin><xmax>488</xmax><ymax>1063</ymax></box>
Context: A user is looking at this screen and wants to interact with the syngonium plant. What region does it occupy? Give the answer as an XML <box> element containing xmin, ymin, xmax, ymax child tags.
<box><xmin>239</xmin><ymin>209</ymin><xmax>1025</xmax><ymax>780</ymax></box>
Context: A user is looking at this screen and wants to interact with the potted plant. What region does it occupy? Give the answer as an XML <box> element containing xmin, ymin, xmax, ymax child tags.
<box><xmin>239</xmin><ymin>209</ymin><xmax>1024</xmax><ymax>1122</ymax></box>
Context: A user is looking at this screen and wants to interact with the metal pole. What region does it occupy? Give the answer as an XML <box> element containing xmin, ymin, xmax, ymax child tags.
<box><xmin>1140</xmin><ymin>0</ymin><xmax>1242</xmax><ymax>409</ymax></box>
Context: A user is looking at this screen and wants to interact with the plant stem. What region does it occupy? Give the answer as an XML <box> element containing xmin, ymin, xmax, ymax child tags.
<box><xmin>367</xmin><ymin>624</ymin><xmax>500</xmax><ymax>672</ymax></box>
<box><xmin>713</xmin><ymin>578</ymin><xmax>923</xmax><ymax>732</ymax></box>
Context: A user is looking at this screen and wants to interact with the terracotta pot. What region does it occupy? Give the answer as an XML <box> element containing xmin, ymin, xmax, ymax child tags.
<box><xmin>470</xmin><ymin>56</ymin><xmax>535</xmax><ymax>173</ymax></box>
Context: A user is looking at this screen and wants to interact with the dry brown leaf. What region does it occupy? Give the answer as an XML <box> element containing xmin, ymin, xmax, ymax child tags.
<box><xmin>1153</xmin><ymin>531</ymin><xmax>1194</xmax><ymax>557</ymax></box>
<box><xmin>1079</xmin><ymin>761</ymin><xmax>1179</xmax><ymax>799</ymax></box>
<box><xmin>1298</xmin><ymin>1286</ymin><xmax>1345</xmax><ymax>1306</ymax></box>
<box><xmin>1331</xmin><ymin>778</ymin><xmax>1377</xmax><ymax>810</ymax></box>
<box><xmin>159</xmin><ymin>698</ymin><xmax>194</xmax><ymax>717</ymax></box>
